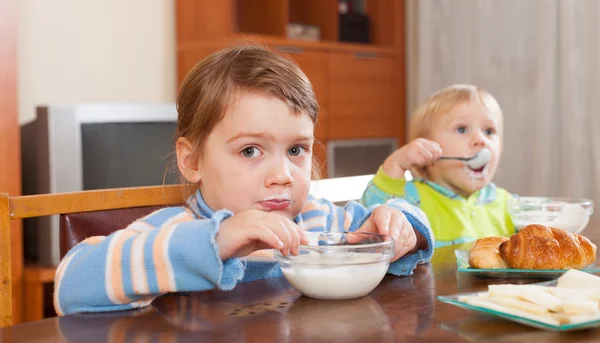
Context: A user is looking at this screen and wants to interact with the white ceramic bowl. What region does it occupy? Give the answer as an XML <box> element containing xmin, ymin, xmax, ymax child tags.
<box><xmin>508</xmin><ymin>196</ymin><xmax>594</xmax><ymax>234</ymax></box>
<box><xmin>275</xmin><ymin>231</ymin><xmax>394</xmax><ymax>300</ymax></box>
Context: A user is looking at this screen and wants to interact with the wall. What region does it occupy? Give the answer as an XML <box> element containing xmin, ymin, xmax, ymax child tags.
<box><xmin>18</xmin><ymin>0</ymin><xmax>176</xmax><ymax>125</ymax></box>
<box><xmin>1</xmin><ymin>0</ymin><xmax>23</xmax><ymax>324</ymax></box>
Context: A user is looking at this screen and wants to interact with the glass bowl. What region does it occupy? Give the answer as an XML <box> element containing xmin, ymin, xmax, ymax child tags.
<box><xmin>274</xmin><ymin>231</ymin><xmax>394</xmax><ymax>300</ymax></box>
<box><xmin>508</xmin><ymin>196</ymin><xmax>594</xmax><ymax>234</ymax></box>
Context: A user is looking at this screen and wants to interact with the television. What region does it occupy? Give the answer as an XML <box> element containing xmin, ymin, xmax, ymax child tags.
<box><xmin>21</xmin><ymin>104</ymin><xmax>179</xmax><ymax>266</ymax></box>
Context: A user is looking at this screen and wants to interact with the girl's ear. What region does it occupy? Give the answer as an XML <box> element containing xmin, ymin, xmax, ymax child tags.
<box><xmin>176</xmin><ymin>137</ymin><xmax>202</xmax><ymax>183</ymax></box>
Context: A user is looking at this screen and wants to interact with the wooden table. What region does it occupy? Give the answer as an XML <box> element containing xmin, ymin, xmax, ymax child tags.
<box><xmin>2</xmin><ymin>226</ymin><xmax>600</xmax><ymax>342</ymax></box>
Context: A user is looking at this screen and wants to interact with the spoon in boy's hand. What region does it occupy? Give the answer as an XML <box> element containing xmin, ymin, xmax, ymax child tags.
<box><xmin>439</xmin><ymin>148</ymin><xmax>491</xmax><ymax>169</ymax></box>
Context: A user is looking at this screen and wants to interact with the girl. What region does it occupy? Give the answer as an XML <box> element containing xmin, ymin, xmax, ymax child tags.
<box><xmin>54</xmin><ymin>45</ymin><xmax>434</xmax><ymax>315</ymax></box>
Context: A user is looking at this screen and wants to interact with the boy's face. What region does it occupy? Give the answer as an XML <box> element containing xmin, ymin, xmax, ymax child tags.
<box><xmin>425</xmin><ymin>100</ymin><xmax>502</xmax><ymax>198</ymax></box>
<box><xmin>190</xmin><ymin>92</ymin><xmax>314</xmax><ymax>219</ymax></box>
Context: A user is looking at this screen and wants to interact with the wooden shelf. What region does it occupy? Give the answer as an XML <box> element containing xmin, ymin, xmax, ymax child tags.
<box><xmin>227</xmin><ymin>0</ymin><xmax>399</xmax><ymax>48</ymax></box>
<box><xmin>178</xmin><ymin>34</ymin><xmax>399</xmax><ymax>56</ymax></box>
<box><xmin>241</xmin><ymin>33</ymin><xmax>399</xmax><ymax>55</ymax></box>
<box><xmin>289</xmin><ymin>0</ymin><xmax>338</xmax><ymax>42</ymax></box>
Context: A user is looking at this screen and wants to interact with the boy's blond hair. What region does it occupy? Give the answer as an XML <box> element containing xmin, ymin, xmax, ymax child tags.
<box><xmin>408</xmin><ymin>84</ymin><xmax>503</xmax><ymax>141</ymax></box>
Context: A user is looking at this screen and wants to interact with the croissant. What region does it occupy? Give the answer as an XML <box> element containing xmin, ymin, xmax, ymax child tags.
<box><xmin>499</xmin><ymin>224</ymin><xmax>597</xmax><ymax>270</ymax></box>
<box><xmin>469</xmin><ymin>237</ymin><xmax>510</xmax><ymax>269</ymax></box>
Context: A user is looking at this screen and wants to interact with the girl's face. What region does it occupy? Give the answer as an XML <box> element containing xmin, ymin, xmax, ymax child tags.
<box><xmin>425</xmin><ymin>100</ymin><xmax>502</xmax><ymax>198</ymax></box>
<box><xmin>177</xmin><ymin>92</ymin><xmax>314</xmax><ymax>219</ymax></box>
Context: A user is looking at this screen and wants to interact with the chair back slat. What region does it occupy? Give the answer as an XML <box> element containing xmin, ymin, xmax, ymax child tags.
<box><xmin>9</xmin><ymin>185</ymin><xmax>188</xmax><ymax>219</ymax></box>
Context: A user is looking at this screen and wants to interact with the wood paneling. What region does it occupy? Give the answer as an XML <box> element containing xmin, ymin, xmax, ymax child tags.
<box><xmin>237</xmin><ymin>0</ymin><xmax>287</xmax><ymax>37</ymax></box>
<box><xmin>274</xmin><ymin>48</ymin><xmax>330</xmax><ymax>177</ymax></box>
<box><xmin>177</xmin><ymin>42</ymin><xmax>230</xmax><ymax>87</ymax></box>
<box><xmin>327</xmin><ymin>53</ymin><xmax>397</xmax><ymax>139</ymax></box>
<box><xmin>366</xmin><ymin>0</ymin><xmax>396</xmax><ymax>47</ymax></box>
<box><xmin>273</xmin><ymin>48</ymin><xmax>329</xmax><ymax>138</ymax></box>
<box><xmin>0</xmin><ymin>0</ymin><xmax>22</xmax><ymax>324</ymax></box>
<box><xmin>289</xmin><ymin>0</ymin><xmax>338</xmax><ymax>42</ymax></box>
<box><xmin>394</xmin><ymin>0</ymin><xmax>407</xmax><ymax>145</ymax></box>
<box><xmin>176</xmin><ymin>0</ymin><xmax>235</xmax><ymax>43</ymax></box>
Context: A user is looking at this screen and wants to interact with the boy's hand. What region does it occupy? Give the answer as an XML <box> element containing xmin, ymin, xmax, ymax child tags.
<box><xmin>355</xmin><ymin>206</ymin><xmax>417</xmax><ymax>262</ymax></box>
<box><xmin>382</xmin><ymin>138</ymin><xmax>442</xmax><ymax>178</ymax></box>
<box><xmin>216</xmin><ymin>210</ymin><xmax>308</xmax><ymax>260</ymax></box>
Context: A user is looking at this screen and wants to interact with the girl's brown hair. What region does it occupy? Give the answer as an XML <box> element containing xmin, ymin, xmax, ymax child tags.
<box><xmin>176</xmin><ymin>44</ymin><xmax>319</xmax><ymax>163</ymax></box>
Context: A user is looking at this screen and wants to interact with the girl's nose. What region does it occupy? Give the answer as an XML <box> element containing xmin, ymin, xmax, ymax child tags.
<box><xmin>265</xmin><ymin>158</ymin><xmax>293</xmax><ymax>187</ymax></box>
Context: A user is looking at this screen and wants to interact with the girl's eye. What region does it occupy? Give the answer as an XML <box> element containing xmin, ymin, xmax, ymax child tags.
<box><xmin>457</xmin><ymin>126</ymin><xmax>467</xmax><ymax>134</ymax></box>
<box><xmin>288</xmin><ymin>146</ymin><xmax>306</xmax><ymax>157</ymax></box>
<box><xmin>241</xmin><ymin>147</ymin><xmax>261</xmax><ymax>158</ymax></box>
<box><xmin>484</xmin><ymin>128</ymin><xmax>495</xmax><ymax>136</ymax></box>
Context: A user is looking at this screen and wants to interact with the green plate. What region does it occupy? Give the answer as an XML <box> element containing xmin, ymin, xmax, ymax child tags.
<box><xmin>455</xmin><ymin>250</ymin><xmax>600</xmax><ymax>279</ymax></box>
<box><xmin>438</xmin><ymin>288</ymin><xmax>600</xmax><ymax>331</ymax></box>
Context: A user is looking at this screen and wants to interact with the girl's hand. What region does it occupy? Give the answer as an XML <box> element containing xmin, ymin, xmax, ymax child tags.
<box><xmin>216</xmin><ymin>210</ymin><xmax>308</xmax><ymax>260</ymax></box>
<box><xmin>355</xmin><ymin>206</ymin><xmax>417</xmax><ymax>262</ymax></box>
<box><xmin>382</xmin><ymin>138</ymin><xmax>442</xmax><ymax>178</ymax></box>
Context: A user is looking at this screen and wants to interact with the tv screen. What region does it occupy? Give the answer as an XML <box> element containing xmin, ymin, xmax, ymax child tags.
<box><xmin>81</xmin><ymin>122</ymin><xmax>179</xmax><ymax>189</ymax></box>
<box><xmin>21</xmin><ymin>104</ymin><xmax>181</xmax><ymax>266</ymax></box>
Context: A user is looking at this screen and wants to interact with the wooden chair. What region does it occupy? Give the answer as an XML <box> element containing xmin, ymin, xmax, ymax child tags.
<box><xmin>0</xmin><ymin>184</ymin><xmax>188</xmax><ymax>327</ymax></box>
<box><xmin>0</xmin><ymin>174</ymin><xmax>377</xmax><ymax>326</ymax></box>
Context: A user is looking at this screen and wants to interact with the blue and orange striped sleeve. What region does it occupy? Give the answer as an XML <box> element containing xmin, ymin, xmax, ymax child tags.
<box><xmin>54</xmin><ymin>207</ymin><xmax>244</xmax><ymax>315</ymax></box>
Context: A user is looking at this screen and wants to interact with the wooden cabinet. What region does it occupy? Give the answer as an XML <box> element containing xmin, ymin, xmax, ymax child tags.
<box><xmin>328</xmin><ymin>52</ymin><xmax>397</xmax><ymax>139</ymax></box>
<box><xmin>176</xmin><ymin>0</ymin><xmax>406</xmax><ymax>177</ymax></box>
<box><xmin>176</xmin><ymin>0</ymin><xmax>234</xmax><ymax>43</ymax></box>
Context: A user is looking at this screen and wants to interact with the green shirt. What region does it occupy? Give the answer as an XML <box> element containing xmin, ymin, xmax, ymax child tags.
<box><xmin>361</xmin><ymin>167</ymin><xmax>515</xmax><ymax>248</ymax></box>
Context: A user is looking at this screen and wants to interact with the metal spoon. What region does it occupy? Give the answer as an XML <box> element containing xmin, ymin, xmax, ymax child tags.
<box><xmin>440</xmin><ymin>148</ymin><xmax>491</xmax><ymax>169</ymax></box>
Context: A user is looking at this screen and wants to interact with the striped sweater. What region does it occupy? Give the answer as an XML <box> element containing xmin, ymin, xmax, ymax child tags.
<box><xmin>54</xmin><ymin>190</ymin><xmax>434</xmax><ymax>315</ymax></box>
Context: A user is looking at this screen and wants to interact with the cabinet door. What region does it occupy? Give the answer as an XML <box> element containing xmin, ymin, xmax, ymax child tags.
<box><xmin>177</xmin><ymin>0</ymin><xmax>234</xmax><ymax>43</ymax></box>
<box><xmin>328</xmin><ymin>52</ymin><xmax>398</xmax><ymax>139</ymax></box>
<box><xmin>273</xmin><ymin>46</ymin><xmax>329</xmax><ymax>177</ymax></box>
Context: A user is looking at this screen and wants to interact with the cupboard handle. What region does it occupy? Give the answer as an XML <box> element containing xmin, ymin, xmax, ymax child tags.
<box><xmin>275</xmin><ymin>46</ymin><xmax>304</xmax><ymax>54</ymax></box>
<box><xmin>353</xmin><ymin>51</ymin><xmax>377</xmax><ymax>59</ymax></box>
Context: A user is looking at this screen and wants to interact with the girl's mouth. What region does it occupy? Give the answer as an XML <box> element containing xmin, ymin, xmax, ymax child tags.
<box><xmin>257</xmin><ymin>199</ymin><xmax>291</xmax><ymax>211</ymax></box>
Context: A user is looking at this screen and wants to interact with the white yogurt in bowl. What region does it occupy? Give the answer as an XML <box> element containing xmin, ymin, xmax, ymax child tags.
<box><xmin>275</xmin><ymin>232</ymin><xmax>394</xmax><ymax>300</ymax></box>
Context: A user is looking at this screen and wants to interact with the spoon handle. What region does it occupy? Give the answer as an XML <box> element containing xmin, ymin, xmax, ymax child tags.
<box><xmin>439</xmin><ymin>156</ymin><xmax>471</xmax><ymax>161</ymax></box>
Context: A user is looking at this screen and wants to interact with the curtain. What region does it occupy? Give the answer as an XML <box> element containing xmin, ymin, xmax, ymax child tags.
<box><xmin>406</xmin><ymin>0</ymin><xmax>600</xmax><ymax>222</ymax></box>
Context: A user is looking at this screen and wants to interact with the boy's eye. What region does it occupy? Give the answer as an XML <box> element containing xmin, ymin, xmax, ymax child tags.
<box><xmin>484</xmin><ymin>128</ymin><xmax>495</xmax><ymax>136</ymax></box>
<box><xmin>241</xmin><ymin>147</ymin><xmax>261</xmax><ymax>158</ymax></box>
<box><xmin>288</xmin><ymin>146</ymin><xmax>306</xmax><ymax>157</ymax></box>
<box><xmin>457</xmin><ymin>126</ymin><xmax>467</xmax><ymax>134</ymax></box>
